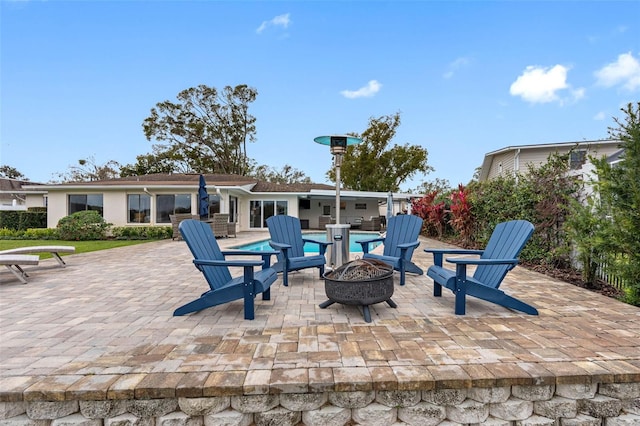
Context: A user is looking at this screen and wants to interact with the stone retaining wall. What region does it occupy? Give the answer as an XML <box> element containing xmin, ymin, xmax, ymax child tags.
<box><xmin>1</xmin><ymin>382</ymin><xmax>639</xmax><ymax>426</ymax></box>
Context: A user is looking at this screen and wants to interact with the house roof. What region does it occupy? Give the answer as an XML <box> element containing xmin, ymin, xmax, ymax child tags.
<box><xmin>0</xmin><ymin>178</ymin><xmax>46</xmax><ymax>194</ymax></box>
<box><xmin>27</xmin><ymin>173</ymin><xmax>338</xmax><ymax>195</ymax></box>
<box><xmin>607</xmin><ymin>149</ymin><xmax>625</xmax><ymax>165</ymax></box>
<box><xmin>483</xmin><ymin>139</ymin><xmax>620</xmax><ymax>157</ymax></box>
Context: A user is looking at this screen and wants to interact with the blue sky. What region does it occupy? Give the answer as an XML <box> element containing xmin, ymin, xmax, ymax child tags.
<box><xmin>2</xmin><ymin>1</ymin><xmax>639</xmax><ymax>190</ymax></box>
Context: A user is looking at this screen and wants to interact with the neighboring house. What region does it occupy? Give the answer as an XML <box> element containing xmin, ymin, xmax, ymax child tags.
<box><xmin>27</xmin><ymin>173</ymin><xmax>414</xmax><ymax>231</ymax></box>
<box><xmin>478</xmin><ymin>140</ymin><xmax>621</xmax><ymax>182</ymax></box>
<box><xmin>0</xmin><ymin>178</ymin><xmax>47</xmax><ymax>211</ymax></box>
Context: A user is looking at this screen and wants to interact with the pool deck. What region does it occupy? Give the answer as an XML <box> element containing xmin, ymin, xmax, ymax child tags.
<box><xmin>1</xmin><ymin>231</ymin><xmax>640</xmax><ymax>402</ymax></box>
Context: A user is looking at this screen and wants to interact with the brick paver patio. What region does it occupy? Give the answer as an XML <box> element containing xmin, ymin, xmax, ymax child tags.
<box><xmin>1</xmin><ymin>232</ymin><xmax>639</xmax><ymax>400</ymax></box>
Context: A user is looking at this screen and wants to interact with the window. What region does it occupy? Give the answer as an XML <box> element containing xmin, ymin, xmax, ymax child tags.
<box><xmin>263</xmin><ymin>201</ymin><xmax>275</xmax><ymax>227</ymax></box>
<box><xmin>249</xmin><ymin>200</ymin><xmax>288</xmax><ymax>228</ymax></box>
<box><xmin>355</xmin><ymin>203</ymin><xmax>367</xmax><ymax>210</ymax></box>
<box><xmin>156</xmin><ymin>194</ymin><xmax>191</xmax><ymax>224</ymax></box>
<box><xmin>128</xmin><ymin>194</ymin><xmax>151</xmax><ymax>223</ymax></box>
<box><xmin>570</xmin><ymin>150</ymin><xmax>587</xmax><ymax>170</ymax></box>
<box><xmin>277</xmin><ymin>200</ymin><xmax>287</xmax><ymax>216</ymax></box>
<box><xmin>208</xmin><ymin>194</ymin><xmax>221</xmax><ymax>216</ymax></box>
<box><xmin>323</xmin><ymin>205</ymin><xmax>331</xmax><ymax>215</ymax></box>
<box><xmin>69</xmin><ymin>194</ymin><xmax>103</xmax><ymax>216</ymax></box>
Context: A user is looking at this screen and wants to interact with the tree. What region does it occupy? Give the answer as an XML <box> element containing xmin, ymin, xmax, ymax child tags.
<box><xmin>590</xmin><ymin>102</ymin><xmax>640</xmax><ymax>304</ymax></box>
<box><xmin>409</xmin><ymin>177</ymin><xmax>452</xmax><ymax>195</ymax></box>
<box><xmin>142</xmin><ymin>84</ymin><xmax>257</xmax><ymax>176</ymax></box>
<box><xmin>520</xmin><ymin>152</ymin><xmax>581</xmax><ymax>267</ymax></box>
<box><xmin>120</xmin><ymin>148</ymin><xmax>186</xmax><ymax>177</ymax></box>
<box><xmin>0</xmin><ymin>165</ymin><xmax>27</xmax><ymax>180</ymax></box>
<box><xmin>564</xmin><ymin>195</ymin><xmax>607</xmax><ymax>287</ymax></box>
<box><xmin>56</xmin><ymin>156</ymin><xmax>120</xmax><ymax>182</ymax></box>
<box><xmin>328</xmin><ymin>112</ymin><xmax>432</xmax><ymax>192</ymax></box>
<box><xmin>250</xmin><ymin>164</ymin><xmax>312</xmax><ymax>184</ymax></box>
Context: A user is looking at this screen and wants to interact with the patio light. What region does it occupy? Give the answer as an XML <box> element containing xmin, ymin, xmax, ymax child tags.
<box><xmin>314</xmin><ymin>135</ymin><xmax>362</xmax><ymax>225</ymax></box>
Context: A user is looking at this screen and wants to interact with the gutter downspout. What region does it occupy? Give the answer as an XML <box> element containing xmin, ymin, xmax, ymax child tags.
<box><xmin>514</xmin><ymin>149</ymin><xmax>521</xmax><ymax>184</ymax></box>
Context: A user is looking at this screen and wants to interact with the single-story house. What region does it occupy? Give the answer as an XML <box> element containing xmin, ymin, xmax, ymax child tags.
<box><xmin>23</xmin><ymin>173</ymin><xmax>415</xmax><ymax>231</ymax></box>
<box><xmin>478</xmin><ymin>139</ymin><xmax>621</xmax><ymax>182</ymax></box>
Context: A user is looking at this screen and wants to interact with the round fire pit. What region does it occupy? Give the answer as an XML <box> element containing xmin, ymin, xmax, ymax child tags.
<box><xmin>319</xmin><ymin>259</ymin><xmax>397</xmax><ymax>322</ymax></box>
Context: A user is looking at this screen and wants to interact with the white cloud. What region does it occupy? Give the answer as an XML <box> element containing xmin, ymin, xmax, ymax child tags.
<box><xmin>571</xmin><ymin>87</ymin><xmax>586</xmax><ymax>101</ymax></box>
<box><xmin>593</xmin><ymin>111</ymin><xmax>606</xmax><ymax>121</ymax></box>
<box><xmin>340</xmin><ymin>80</ymin><xmax>382</xmax><ymax>99</ymax></box>
<box><xmin>510</xmin><ymin>64</ymin><xmax>583</xmax><ymax>104</ymax></box>
<box><xmin>594</xmin><ymin>52</ymin><xmax>640</xmax><ymax>91</ymax></box>
<box><xmin>256</xmin><ymin>13</ymin><xmax>291</xmax><ymax>34</ymax></box>
<box><xmin>443</xmin><ymin>57</ymin><xmax>470</xmax><ymax>79</ymax></box>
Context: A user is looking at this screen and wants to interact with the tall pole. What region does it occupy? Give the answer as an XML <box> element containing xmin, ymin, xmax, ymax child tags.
<box><xmin>335</xmin><ymin>153</ymin><xmax>342</xmax><ymax>225</ymax></box>
<box><xmin>313</xmin><ymin>134</ymin><xmax>361</xmax><ymax>228</ymax></box>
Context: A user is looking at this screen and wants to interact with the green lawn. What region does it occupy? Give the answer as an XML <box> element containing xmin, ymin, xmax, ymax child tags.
<box><xmin>0</xmin><ymin>240</ymin><xmax>156</xmax><ymax>260</ymax></box>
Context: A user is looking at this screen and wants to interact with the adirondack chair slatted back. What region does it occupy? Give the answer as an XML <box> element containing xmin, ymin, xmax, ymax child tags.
<box><xmin>473</xmin><ymin>220</ymin><xmax>534</xmax><ymax>288</ymax></box>
<box><xmin>179</xmin><ymin>220</ymin><xmax>232</xmax><ymax>289</ymax></box>
<box><xmin>266</xmin><ymin>215</ymin><xmax>305</xmax><ymax>258</ymax></box>
<box><xmin>383</xmin><ymin>215</ymin><xmax>423</xmax><ymax>259</ymax></box>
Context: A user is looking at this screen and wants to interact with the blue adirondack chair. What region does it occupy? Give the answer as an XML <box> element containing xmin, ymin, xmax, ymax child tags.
<box><xmin>266</xmin><ymin>215</ymin><xmax>332</xmax><ymax>287</ymax></box>
<box><xmin>356</xmin><ymin>214</ymin><xmax>424</xmax><ymax>286</ymax></box>
<box><xmin>175</xmin><ymin>220</ymin><xmax>278</xmax><ymax>319</ymax></box>
<box><xmin>424</xmin><ymin>220</ymin><xmax>537</xmax><ymax>315</ymax></box>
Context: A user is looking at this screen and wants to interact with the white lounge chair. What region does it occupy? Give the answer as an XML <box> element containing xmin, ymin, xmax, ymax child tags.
<box><xmin>0</xmin><ymin>245</ymin><xmax>75</xmax><ymax>267</ymax></box>
<box><xmin>0</xmin><ymin>254</ymin><xmax>40</xmax><ymax>284</ymax></box>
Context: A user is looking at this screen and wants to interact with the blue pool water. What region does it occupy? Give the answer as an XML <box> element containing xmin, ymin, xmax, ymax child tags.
<box><xmin>232</xmin><ymin>232</ymin><xmax>382</xmax><ymax>253</ymax></box>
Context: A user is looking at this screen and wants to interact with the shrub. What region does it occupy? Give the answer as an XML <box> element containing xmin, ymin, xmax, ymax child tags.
<box><xmin>57</xmin><ymin>211</ymin><xmax>111</xmax><ymax>241</ymax></box>
<box><xmin>0</xmin><ymin>211</ymin><xmax>21</xmax><ymax>230</ymax></box>
<box><xmin>0</xmin><ymin>210</ymin><xmax>46</xmax><ymax>230</ymax></box>
<box><xmin>448</xmin><ymin>184</ymin><xmax>474</xmax><ymax>247</ymax></box>
<box><xmin>111</xmin><ymin>226</ymin><xmax>172</xmax><ymax>240</ymax></box>
<box><xmin>20</xmin><ymin>210</ymin><xmax>47</xmax><ymax>229</ymax></box>
<box><xmin>411</xmin><ymin>191</ymin><xmax>448</xmax><ymax>238</ymax></box>
<box><xmin>0</xmin><ymin>227</ymin><xmax>24</xmax><ymax>239</ymax></box>
<box><xmin>21</xmin><ymin>228</ymin><xmax>60</xmax><ymax>240</ymax></box>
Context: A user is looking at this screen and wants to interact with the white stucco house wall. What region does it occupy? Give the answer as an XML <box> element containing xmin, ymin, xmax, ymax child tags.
<box><xmin>25</xmin><ymin>173</ymin><xmax>415</xmax><ymax>231</ymax></box>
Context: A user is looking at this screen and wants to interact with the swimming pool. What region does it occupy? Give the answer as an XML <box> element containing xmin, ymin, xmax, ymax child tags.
<box><xmin>232</xmin><ymin>232</ymin><xmax>382</xmax><ymax>253</ymax></box>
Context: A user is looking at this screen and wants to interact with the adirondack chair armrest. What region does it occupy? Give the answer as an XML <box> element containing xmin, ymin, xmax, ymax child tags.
<box><xmin>397</xmin><ymin>241</ymin><xmax>420</xmax><ymax>250</ymax></box>
<box><xmin>194</xmin><ymin>259</ymin><xmax>264</xmax><ymax>268</ymax></box>
<box><xmin>269</xmin><ymin>241</ymin><xmax>291</xmax><ymax>251</ymax></box>
<box><xmin>221</xmin><ymin>250</ymin><xmax>279</xmax><ymax>257</ymax></box>
<box><xmin>424</xmin><ymin>248</ymin><xmax>484</xmax><ymax>267</ymax></box>
<box><xmin>356</xmin><ymin>237</ymin><xmax>385</xmax><ymax>255</ymax></box>
<box><xmin>446</xmin><ymin>257</ymin><xmax>520</xmax><ymax>274</ymax></box>
<box><xmin>357</xmin><ymin>237</ymin><xmax>385</xmax><ymax>244</ymax></box>
<box><xmin>302</xmin><ymin>238</ymin><xmax>332</xmax><ymax>248</ymax></box>
<box><xmin>221</xmin><ymin>250</ymin><xmax>279</xmax><ymax>269</ymax></box>
<box><xmin>302</xmin><ymin>238</ymin><xmax>329</xmax><ymax>245</ymax></box>
<box><xmin>302</xmin><ymin>238</ymin><xmax>332</xmax><ymax>256</ymax></box>
<box><xmin>447</xmin><ymin>258</ymin><xmax>519</xmax><ymax>270</ymax></box>
<box><xmin>445</xmin><ymin>257</ymin><xmax>519</xmax><ymax>266</ymax></box>
<box><xmin>424</xmin><ymin>249</ymin><xmax>484</xmax><ymax>255</ymax></box>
